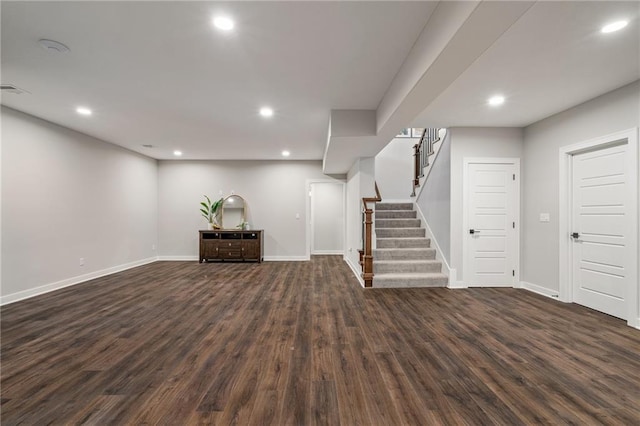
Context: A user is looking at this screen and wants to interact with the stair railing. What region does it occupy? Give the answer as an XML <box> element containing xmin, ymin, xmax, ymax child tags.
<box><xmin>411</xmin><ymin>128</ymin><xmax>441</xmax><ymax>196</ymax></box>
<box><xmin>359</xmin><ymin>182</ymin><xmax>381</xmax><ymax>288</ymax></box>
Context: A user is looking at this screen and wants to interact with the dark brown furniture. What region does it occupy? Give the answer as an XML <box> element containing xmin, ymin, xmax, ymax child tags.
<box><xmin>199</xmin><ymin>230</ymin><xmax>263</xmax><ymax>263</ymax></box>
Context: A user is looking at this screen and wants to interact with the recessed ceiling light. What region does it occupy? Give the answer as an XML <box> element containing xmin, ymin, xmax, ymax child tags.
<box><xmin>281</xmin><ymin>150</ymin><xmax>290</xmax><ymax>157</ymax></box>
<box><xmin>260</xmin><ymin>107</ymin><xmax>274</xmax><ymax>117</ymax></box>
<box><xmin>173</xmin><ymin>150</ymin><xmax>183</xmax><ymax>156</ymax></box>
<box><xmin>488</xmin><ymin>95</ymin><xmax>505</xmax><ymax>106</ymax></box>
<box><xmin>213</xmin><ymin>16</ymin><xmax>234</xmax><ymax>31</ymax></box>
<box><xmin>601</xmin><ymin>20</ymin><xmax>628</xmax><ymax>34</ymax></box>
<box><xmin>76</xmin><ymin>107</ymin><xmax>92</xmax><ymax>116</ymax></box>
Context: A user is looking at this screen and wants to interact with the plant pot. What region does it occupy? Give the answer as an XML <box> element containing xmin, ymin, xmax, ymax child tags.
<box><xmin>207</xmin><ymin>223</ymin><xmax>214</xmax><ymax>230</ymax></box>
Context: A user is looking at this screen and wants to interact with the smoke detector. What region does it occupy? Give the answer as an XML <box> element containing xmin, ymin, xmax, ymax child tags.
<box><xmin>0</xmin><ymin>84</ymin><xmax>30</xmax><ymax>95</ymax></box>
<box><xmin>38</xmin><ymin>39</ymin><xmax>70</xmax><ymax>53</ymax></box>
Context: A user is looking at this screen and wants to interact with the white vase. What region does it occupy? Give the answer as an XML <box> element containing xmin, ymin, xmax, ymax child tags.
<box><xmin>207</xmin><ymin>223</ymin><xmax>214</xmax><ymax>230</ymax></box>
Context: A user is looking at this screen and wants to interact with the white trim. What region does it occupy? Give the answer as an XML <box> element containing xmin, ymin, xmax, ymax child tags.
<box><xmin>414</xmin><ymin>202</ymin><xmax>452</xmax><ymax>277</ymax></box>
<box><xmin>263</xmin><ymin>256</ymin><xmax>310</xmax><ymax>262</ymax></box>
<box><xmin>520</xmin><ymin>281</ymin><xmax>560</xmax><ymax>300</ymax></box>
<box><xmin>158</xmin><ymin>255</ymin><xmax>199</xmax><ymax>261</ymax></box>
<box><xmin>447</xmin><ymin>269</ymin><xmax>467</xmax><ymax>289</ymax></box>
<box><xmin>311</xmin><ymin>250</ymin><xmax>344</xmax><ymax>255</ymax></box>
<box><xmin>559</xmin><ymin>127</ymin><xmax>639</xmax><ymax>327</ymax></box>
<box><xmin>462</xmin><ymin>157</ymin><xmax>521</xmax><ymax>288</ymax></box>
<box><xmin>0</xmin><ymin>256</ymin><xmax>158</xmax><ymax>306</ymax></box>
<box><xmin>344</xmin><ymin>255</ymin><xmax>365</xmax><ymax>287</ymax></box>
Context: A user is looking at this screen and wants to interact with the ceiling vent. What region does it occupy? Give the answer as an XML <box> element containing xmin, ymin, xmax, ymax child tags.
<box><xmin>0</xmin><ymin>84</ymin><xmax>30</xmax><ymax>95</ymax></box>
<box><xmin>39</xmin><ymin>39</ymin><xmax>70</xmax><ymax>53</ymax></box>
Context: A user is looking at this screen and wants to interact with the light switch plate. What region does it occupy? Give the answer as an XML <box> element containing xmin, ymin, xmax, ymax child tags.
<box><xmin>540</xmin><ymin>213</ymin><xmax>550</xmax><ymax>222</ymax></box>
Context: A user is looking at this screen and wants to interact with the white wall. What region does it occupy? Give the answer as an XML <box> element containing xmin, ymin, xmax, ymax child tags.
<box><xmin>311</xmin><ymin>182</ymin><xmax>344</xmax><ymax>254</ymax></box>
<box><xmin>1</xmin><ymin>107</ymin><xmax>158</xmax><ymax>303</ymax></box>
<box><xmin>344</xmin><ymin>157</ymin><xmax>375</xmax><ymax>278</ymax></box>
<box><xmin>375</xmin><ymin>137</ymin><xmax>415</xmax><ymax>200</ymax></box>
<box><xmin>345</xmin><ymin>161</ymin><xmax>362</xmax><ymax>272</ymax></box>
<box><xmin>522</xmin><ymin>80</ymin><xmax>640</xmax><ymax>295</ymax></box>
<box><xmin>416</xmin><ymin>132</ymin><xmax>451</xmax><ymax>262</ymax></box>
<box><xmin>158</xmin><ymin>160</ymin><xmax>337</xmax><ymax>260</ymax></box>
<box><xmin>449</xmin><ymin>127</ymin><xmax>524</xmax><ymax>281</ymax></box>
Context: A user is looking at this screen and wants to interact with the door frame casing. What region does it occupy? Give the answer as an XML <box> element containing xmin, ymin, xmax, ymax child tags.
<box><xmin>558</xmin><ymin>128</ymin><xmax>638</xmax><ymax>328</ymax></box>
<box><xmin>306</xmin><ymin>179</ymin><xmax>346</xmax><ymax>257</ymax></box>
<box><xmin>462</xmin><ymin>157</ymin><xmax>521</xmax><ymax>287</ymax></box>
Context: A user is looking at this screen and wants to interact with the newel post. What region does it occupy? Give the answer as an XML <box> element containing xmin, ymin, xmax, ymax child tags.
<box><xmin>363</xmin><ymin>206</ymin><xmax>374</xmax><ymax>287</ymax></box>
<box><xmin>413</xmin><ymin>143</ymin><xmax>421</xmax><ymax>187</ymax></box>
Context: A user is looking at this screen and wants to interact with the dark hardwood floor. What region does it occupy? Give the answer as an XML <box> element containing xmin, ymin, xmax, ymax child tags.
<box><xmin>2</xmin><ymin>256</ymin><xmax>639</xmax><ymax>425</ymax></box>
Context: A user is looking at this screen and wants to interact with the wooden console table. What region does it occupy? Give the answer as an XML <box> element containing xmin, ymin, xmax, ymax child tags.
<box><xmin>199</xmin><ymin>230</ymin><xmax>263</xmax><ymax>263</ymax></box>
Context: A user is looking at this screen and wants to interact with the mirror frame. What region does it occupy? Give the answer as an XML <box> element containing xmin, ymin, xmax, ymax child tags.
<box><xmin>221</xmin><ymin>195</ymin><xmax>246</xmax><ymax>229</ymax></box>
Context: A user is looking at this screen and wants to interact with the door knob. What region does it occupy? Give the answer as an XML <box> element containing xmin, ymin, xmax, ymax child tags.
<box><xmin>571</xmin><ymin>232</ymin><xmax>579</xmax><ymax>239</ymax></box>
<box><xmin>469</xmin><ymin>229</ymin><xmax>480</xmax><ymax>234</ymax></box>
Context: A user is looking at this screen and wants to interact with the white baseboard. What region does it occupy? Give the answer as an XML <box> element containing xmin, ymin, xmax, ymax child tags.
<box><xmin>0</xmin><ymin>256</ymin><xmax>158</xmax><ymax>306</ymax></box>
<box><xmin>159</xmin><ymin>255</ymin><xmax>311</xmax><ymax>262</ymax></box>
<box><xmin>344</xmin><ymin>255</ymin><xmax>364</xmax><ymax>287</ymax></box>
<box><xmin>311</xmin><ymin>250</ymin><xmax>343</xmax><ymax>255</ymax></box>
<box><xmin>520</xmin><ymin>281</ymin><xmax>560</xmax><ymax>300</ymax></box>
<box><xmin>446</xmin><ymin>269</ymin><xmax>468</xmax><ymax>289</ymax></box>
<box><xmin>157</xmin><ymin>255</ymin><xmax>199</xmax><ymax>261</ymax></box>
<box><xmin>263</xmin><ymin>256</ymin><xmax>310</xmax><ymax>261</ymax></box>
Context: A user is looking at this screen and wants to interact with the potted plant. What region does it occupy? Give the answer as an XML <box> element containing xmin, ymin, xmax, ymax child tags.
<box><xmin>200</xmin><ymin>195</ymin><xmax>224</xmax><ymax>230</ymax></box>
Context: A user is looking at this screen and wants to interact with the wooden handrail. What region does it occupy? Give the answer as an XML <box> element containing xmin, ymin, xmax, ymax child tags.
<box><xmin>361</xmin><ymin>182</ymin><xmax>381</xmax><ymax>288</ymax></box>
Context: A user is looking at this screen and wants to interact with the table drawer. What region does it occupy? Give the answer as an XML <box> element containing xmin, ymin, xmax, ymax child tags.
<box><xmin>220</xmin><ymin>249</ymin><xmax>242</xmax><ymax>259</ymax></box>
<box><xmin>220</xmin><ymin>241</ymin><xmax>241</xmax><ymax>249</ymax></box>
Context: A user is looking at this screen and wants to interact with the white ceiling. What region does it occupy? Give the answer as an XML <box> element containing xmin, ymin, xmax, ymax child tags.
<box><xmin>1</xmin><ymin>1</ymin><xmax>434</xmax><ymax>161</ymax></box>
<box><xmin>2</xmin><ymin>1</ymin><xmax>639</xmax><ymax>172</ymax></box>
<box><xmin>412</xmin><ymin>1</ymin><xmax>640</xmax><ymax>128</ymax></box>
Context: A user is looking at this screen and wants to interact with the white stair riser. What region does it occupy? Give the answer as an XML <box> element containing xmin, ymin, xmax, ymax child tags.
<box><xmin>376</xmin><ymin>228</ymin><xmax>425</xmax><ymax>238</ymax></box>
<box><xmin>374</xmin><ymin>249</ymin><xmax>436</xmax><ymax>260</ymax></box>
<box><xmin>374</xmin><ymin>262</ymin><xmax>442</xmax><ymax>274</ymax></box>
<box><xmin>375</xmin><ymin>219</ymin><xmax>421</xmax><ymax>229</ymax></box>
<box><xmin>376</xmin><ymin>210</ymin><xmax>417</xmax><ymax>219</ymax></box>
<box><xmin>376</xmin><ymin>203</ymin><xmax>413</xmax><ymax>211</ymax></box>
<box><xmin>373</xmin><ymin>275</ymin><xmax>448</xmax><ymax>288</ymax></box>
<box><xmin>377</xmin><ymin>238</ymin><xmax>430</xmax><ymax>249</ymax></box>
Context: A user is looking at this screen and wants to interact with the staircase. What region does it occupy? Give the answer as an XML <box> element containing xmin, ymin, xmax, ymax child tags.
<box><xmin>373</xmin><ymin>202</ymin><xmax>448</xmax><ymax>288</ymax></box>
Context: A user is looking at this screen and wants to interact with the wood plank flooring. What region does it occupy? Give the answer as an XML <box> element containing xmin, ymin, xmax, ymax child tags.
<box><xmin>2</xmin><ymin>256</ymin><xmax>639</xmax><ymax>424</ymax></box>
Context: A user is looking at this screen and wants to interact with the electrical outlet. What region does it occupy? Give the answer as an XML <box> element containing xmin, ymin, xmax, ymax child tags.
<box><xmin>540</xmin><ymin>213</ymin><xmax>550</xmax><ymax>222</ymax></box>
<box><xmin>152</xmin><ymin>244</ymin><xmax>156</xmax><ymax>250</ymax></box>
<box><xmin>79</xmin><ymin>257</ymin><xmax>85</xmax><ymax>266</ymax></box>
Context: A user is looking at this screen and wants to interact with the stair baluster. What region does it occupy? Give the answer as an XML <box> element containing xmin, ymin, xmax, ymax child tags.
<box><xmin>411</xmin><ymin>128</ymin><xmax>441</xmax><ymax>196</ymax></box>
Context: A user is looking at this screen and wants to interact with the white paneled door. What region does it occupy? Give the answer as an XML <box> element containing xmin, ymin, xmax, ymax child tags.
<box><xmin>465</xmin><ymin>161</ymin><xmax>519</xmax><ymax>287</ymax></box>
<box><xmin>571</xmin><ymin>144</ymin><xmax>630</xmax><ymax>319</ymax></box>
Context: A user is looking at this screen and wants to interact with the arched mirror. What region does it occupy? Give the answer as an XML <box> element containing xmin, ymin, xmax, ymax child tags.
<box><xmin>221</xmin><ymin>195</ymin><xmax>246</xmax><ymax>229</ymax></box>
